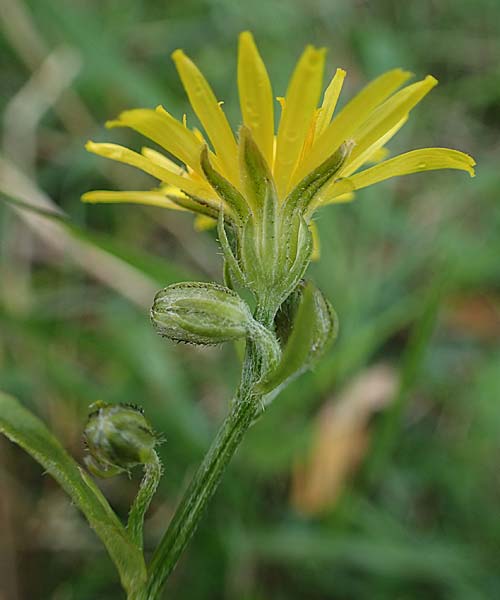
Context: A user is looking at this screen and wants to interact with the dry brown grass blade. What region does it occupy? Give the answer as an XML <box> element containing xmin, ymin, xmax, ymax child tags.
<box><xmin>2</xmin><ymin>45</ymin><xmax>82</xmax><ymax>171</ymax></box>
<box><xmin>0</xmin><ymin>157</ymin><xmax>158</xmax><ymax>308</ymax></box>
<box><xmin>0</xmin><ymin>0</ymin><xmax>95</xmax><ymax>135</ymax></box>
<box><xmin>291</xmin><ymin>364</ymin><xmax>398</xmax><ymax>516</ymax></box>
<box><xmin>0</xmin><ymin>0</ymin><xmax>217</xmax><ymax>279</ymax></box>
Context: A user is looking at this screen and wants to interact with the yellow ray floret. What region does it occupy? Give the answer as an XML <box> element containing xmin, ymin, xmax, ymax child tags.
<box><xmin>295</xmin><ymin>68</ymin><xmax>412</xmax><ymax>182</ymax></box>
<box><xmin>274</xmin><ymin>45</ymin><xmax>326</xmax><ymax>198</ymax></box>
<box><xmin>83</xmin><ymin>32</ymin><xmax>475</xmax><ymax>229</ymax></box>
<box><xmin>172</xmin><ymin>49</ymin><xmax>239</xmax><ymax>185</ymax></box>
<box><xmin>341</xmin><ymin>116</ymin><xmax>408</xmax><ymax>177</ymax></box>
<box><xmin>315</xmin><ymin>68</ymin><xmax>346</xmax><ymax>139</ymax></box>
<box><xmin>347</xmin><ymin>76</ymin><xmax>438</xmax><ymax>165</ymax></box>
<box><xmin>367</xmin><ymin>147</ymin><xmax>390</xmax><ymax>164</ymax></box>
<box><xmin>81</xmin><ymin>190</ymin><xmax>184</xmax><ymax>210</ymax></box>
<box><xmin>309</xmin><ymin>221</ymin><xmax>321</xmax><ymax>261</ymax></box>
<box><xmin>238</xmin><ymin>31</ymin><xmax>274</xmax><ymax>168</ymax></box>
<box><xmin>288</xmin><ymin>68</ymin><xmax>346</xmax><ymax>190</ymax></box>
<box><xmin>296</xmin><ymin>110</ymin><xmax>320</xmax><ymax>169</ymax></box>
<box><xmin>106</xmin><ymin>108</ymin><xmax>202</xmax><ymax>174</ymax></box>
<box><xmin>85</xmin><ymin>141</ymin><xmax>212</xmax><ymax>199</ymax></box>
<box><xmin>141</xmin><ymin>147</ymin><xmax>185</xmax><ymax>174</ymax></box>
<box><xmin>318</xmin><ymin>148</ymin><xmax>476</xmax><ymax>204</ymax></box>
<box><xmin>194</xmin><ymin>214</ymin><xmax>217</xmax><ymax>231</ymax></box>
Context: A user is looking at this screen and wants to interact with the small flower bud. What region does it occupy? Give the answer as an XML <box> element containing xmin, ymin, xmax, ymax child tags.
<box><xmin>151</xmin><ymin>282</ymin><xmax>253</xmax><ymax>345</ymax></box>
<box><xmin>274</xmin><ymin>282</ymin><xmax>305</xmax><ymax>347</ymax></box>
<box><xmin>260</xmin><ymin>281</ymin><xmax>337</xmax><ymax>394</ymax></box>
<box><xmin>307</xmin><ymin>283</ymin><xmax>338</xmax><ymax>364</ymax></box>
<box><xmin>83</xmin><ymin>402</ymin><xmax>157</xmax><ymax>477</ymax></box>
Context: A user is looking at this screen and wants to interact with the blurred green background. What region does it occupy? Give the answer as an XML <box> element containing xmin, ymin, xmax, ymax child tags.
<box><xmin>1</xmin><ymin>0</ymin><xmax>499</xmax><ymax>598</ymax></box>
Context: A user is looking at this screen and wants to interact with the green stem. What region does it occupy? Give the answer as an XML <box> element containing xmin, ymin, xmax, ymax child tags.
<box><xmin>144</xmin><ymin>340</ymin><xmax>264</xmax><ymax>599</ymax></box>
<box><xmin>127</xmin><ymin>452</ymin><xmax>162</xmax><ymax>550</ymax></box>
<box><xmin>145</xmin><ymin>389</ymin><xmax>260</xmax><ymax>598</ymax></box>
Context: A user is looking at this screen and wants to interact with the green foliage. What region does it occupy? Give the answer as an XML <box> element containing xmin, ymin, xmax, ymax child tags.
<box><xmin>1</xmin><ymin>0</ymin><xmax>500</xmax><ymax>598</ymax></box>
<box><xmin>0</xmin><ymin>392</ymin><xmax>147</xmax><ymax>596</ymax></box>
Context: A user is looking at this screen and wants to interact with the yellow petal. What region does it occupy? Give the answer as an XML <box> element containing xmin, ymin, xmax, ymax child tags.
<box><xmin>141</xmin><ymin>147</ymin><xmax>184</xmax><ymax>174</ymax></box>
<box><xmin>172</xmin><ymin>49</ymin><xmax>239</xmax><ymax>184</ymax></box>
<box><xmin>238</xmin><ymin>31</ymin><xmax>274</xmax><ymax>168</ymax></box>
<box><xmin>159</xmin><ymin>184</ymin><xmax>191</xmax><ymax>198</ymax></box>
<box><xmin>192</xmin><ymin>127</ymin><xmax>206</xmax><ymax>143</ymax></box>
<box><xmin>294</xmin><ymin>109</ymin><xmax>320</xmax><ymax>172</ymax></box>
<box><xmin>348</xmin><ymin>76</ymin><xmax>438</xmax><ymax>165</ymax></box>
<box><xmin>367</xmin><ymin>146</ymin><xmax>390</xmax><ymax>164</ymax></box>
<box><xmin>289</xmin><ymin>68</ymin><xmax>345</xmax><ymax>189</ymax></box>
<box><xmin>319</xmin><ymin>147</ymin><xmax>476</xmax><ymax>202</ymax></box>
<box><xmin>309</xmin><ymin>221</ymin><xmax>321</xmax><ymax>261</ymax></box>
<box><xmin>81</xmin><ymin>190</ymin><xmax>183</xmax><ymax>209</ymax></box>
<box><xmin>315</xmin><ymin>68</ymin><xmax>346</xmax><ymax>138</ymax></box>
<box><xmin>193</xmin><ymin>214</ymin><xmax>217</xmax><ymax>231</ymax></box>
<box><xmin>274</xmin><ymin>45</ymin><xmax>326</xmax><ymax>198</ymax></box>
<box><xmin>330</xmin><ymin>191</ymin><xmax>355</xmax><ymax>203</ymax></box>
<box><xmin>313</xmin><ymin>191</ymin><xmax>355</xmax><ymax>211</ymax></box>
<box><xmin>106</xmin><ymin>108</ymin><xmax>202</xmax><ymax>173</ymax></box>
<box><xmin>306</xmin><ymin>178</ymin><xmax>355</xmax><ymax>214</ymax></box>
<box><xmin>296</xmin><ymin>68</ymin><xmax>412</xmax><ymax>181</ymax></box>
<box><xmin>341</xmin><ymin>116</ymin><xmax>408</xmax><ymax>177</ymax></box>
<box><xmin>85</xmin><ymin>141</ymin><xmax>211</xmax><ymax>198</ymax></box>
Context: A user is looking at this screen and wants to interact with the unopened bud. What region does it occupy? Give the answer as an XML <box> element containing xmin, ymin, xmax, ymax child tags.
<box><xmin>307</xmin><ymin>283</ymin><xmax>338</xmax><ymax>364</ymax></box>
<box><xmin>260</xmin><ymin>281</ymin><xmax>337</xmax><ymax>393</ymax></box>
<box><xmin>83</xmin><ymin>402</ymin><xmax>157</xmax><ymax>477</ymax></box>
<box><xmin>151</xmin><ymin>282</ymin><xmax>253</xmax><ymax>345</ymax></box>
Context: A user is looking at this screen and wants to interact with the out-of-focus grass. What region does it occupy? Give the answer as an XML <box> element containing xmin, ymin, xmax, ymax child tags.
<box><xmin>1</xmin><ymin>0</ymin><xmax>499</xmax><ymax>598</ymax></box>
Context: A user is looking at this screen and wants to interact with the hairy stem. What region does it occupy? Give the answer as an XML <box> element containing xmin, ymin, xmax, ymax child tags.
<box><xmin>127</xmin><ymin>452</ymin><xmax>162</xmax><ymax>550</ymax></box>
<box><xmin>143</xmin><ymin>337</ymin><xmax>266</xmax><ymax>600</ymax></box>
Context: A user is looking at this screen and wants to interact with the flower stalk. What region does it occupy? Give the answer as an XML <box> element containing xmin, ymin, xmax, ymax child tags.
<box><xmin>144</xmin><ymin>354</ymin><xmax>264</xmax><ymax>599</ymax></box>
<box><xmin>127</xmin><ymin>452</ymin><xmax>162</xmax><ymax>551</ymax></box>
<box><xmin>78</xmin><ymin>31</ymin><xmax>474</xmax><ymax>597</ymax></box>
<box><xmin>0</xmin><ymin>29</ymin><xmax>477</xmax><ymax>600</ymax></box>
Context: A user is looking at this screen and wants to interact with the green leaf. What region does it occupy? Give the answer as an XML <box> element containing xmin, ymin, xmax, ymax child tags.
<box><xmin>0</xmin><ymin>392</ymin><xmax>147</xmax><ymax>595</ymax></box>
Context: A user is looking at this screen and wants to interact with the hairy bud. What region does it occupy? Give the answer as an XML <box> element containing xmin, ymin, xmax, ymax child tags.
<box><xmin>151</xmin><ymin>282</ymin><xmax>254</xmax><ymax>345</ymax></box>
<box><xmin>83</xmin><ymin>402</ymin><xmax>157</xmax><ymax>478</ymax></box>
<box><xmin>259</xmin><ymin>281</ymin><xmax>337</xmax><ymax>394</ymax></box>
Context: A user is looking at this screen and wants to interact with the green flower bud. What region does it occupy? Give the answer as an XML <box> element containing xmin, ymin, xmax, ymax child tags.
<box><xmin>259</xmin><ymin>281</ymin><xmax>338</xmax><ymax>394</ymax></box>
<box><xmin>307</xmin><ymin>283</ymin><xmax>338</xmax><ymax>364</ymax></box>
<box><xmin>83</xmin><ymin>402</ymin><xmax>157</xmax><ymax>478</ymax></box>
<box><xmin>274</xmin><ymin>282</ymin><xmax>305</xmax><ymax>347</ymax></box>
<box><xmin>151</xmin><ymin>282</ymin><xmax>254</xmax><ymax>345</ymax></box>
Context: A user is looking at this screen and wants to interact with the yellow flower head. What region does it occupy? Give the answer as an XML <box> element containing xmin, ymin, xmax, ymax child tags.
<box><xmin>82</xmin><ymin>31</ymin><xmax>475</xmax><ymax>227</ymax></box>
<box><xmin>83</xmin><ymin>31</ymin><xmax>477</xmax><ymax>319</ymax></box>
